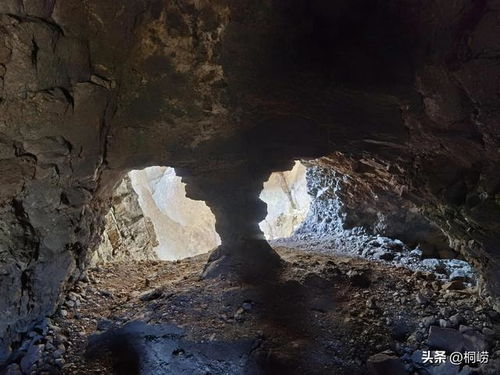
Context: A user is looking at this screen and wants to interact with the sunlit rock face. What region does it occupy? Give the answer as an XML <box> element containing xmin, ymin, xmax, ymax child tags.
<box><xmin>90</xmin><ymin>176</ymin><xmax>158</xmax><ymax>265</ymax></box>
<box><xmin>129</xmin><ymin>167</ymin><xmax>221</xmax><ymax>260</ymax></box>
<box><xmin>259</xmin><ymin>161</ymin><xmax>310</xmax><ymax>240</ymax></box>
<box><xmin>127</xmin><ymin>163</ymin><xmax>310</xmax><ymax>259</ymax></box>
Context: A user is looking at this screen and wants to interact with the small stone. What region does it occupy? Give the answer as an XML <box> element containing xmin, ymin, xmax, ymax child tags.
<box><xmin>54</xmin><ymin>334</ymin><xmax>67</xmax><ymax>345</ymax></box>
<box><xmin>449</xmin><ymin>314</ymin><xmax>464</xmax><ymax>327</ymax></box>
<box><xmin>54</xmin><ymin>358</ymin><xmax>65</xmax><ymax>367</ymax></box>
<box><xmin>416</xmin><ymin>292</ymin><xmax>430</xmax><ymax>305</ymax></box>
<box><xmin>366</xmin><ymin>352</ymin><xmax>406</xmax><ymax>375</ymax></box>
<box><xmin>487</xmin><ymin>310</ymin><xmax>500</xmax><ymax>322</ymax></box>
<box><xmin>348</xmin><ymin>270</ymin><xmax>371</xmax><ymax>288</ymax></box>
<box><xmin>428</xmin><ymin>361</ymin><xmax>459</xmax><ymax>375</ymax></box>
<box><xmin>482</xmin><ymin>327</ymin><xmax>495</xmax><ymax>338</ymax></box>
<box><xmin>138</xmin><ymin>289</ymin><xmax>162</xmax><ymax>301</ymax></box>
<box><xmin>442</xmin><ymin>280</ymin><xmax>466</xmax><ymax>291</ymax></box>
<box><xmin>59</xmin><ymin>309</ymin><xmax>68</xmax><ymax>317</ymax></box>
<box><xmin>378</xmin><ymin>251</ymin><xmax>394</xmax><ymax>261</ymax></box>
<box><xmin>428</xmin><ymin>326</ymin><xmax>464</xmax><ymax>352</ymax></box>
<box><xmin>439</xmin><ymin>319</ymin><xmax>450</xmax><ymax>328</ymax></box>
<box><xmin>459</xmin><ymin>325</ymin><xmax>473</xmax><ymax>334</ymax></box>
<box><xmin>366</xmin><ymin>297</ymin><xmax>377</xmax><ymax>309</ymax></box>
<box><xmin>20</xmin><ymin>344</ymin><xmax>44</xmax><ymax>373</ymax></box>
<box><xmin>53</xmin><ymin>348</ymin><xmax>64</xmax><ymax>359</ymax></box>
<box><xmin>99</xmin><ymin>289</ymin><xmax>113</xmax><ymax>298</ymax></box>
<box><xmin>242</xmin><ymin>302</ymin><xmax>252</xmax><ymax>311</ymax></box>
<box><xmin>462</xmin><ymin>331</ymin><xmax>488</xmax><ymax>352</ymax></box>
<box><xmin>97</xmin><ymin>319</ymin><xmax>113</xmax><ymax>331</ymax></box>
<box><xmin>234</xmin><ymin>307</ymin><xmax>245</xmax><ymax>321</ymax></box>
<box><xmin>422</xmin><ymin>316</ymin><xmax>437</xmax><ymax>328</ymax></box>
<box><xmin>458</xmin><ymin>365</ymin><xmax>474</xmax><ymax>375</ymax></box>
<box><xmin>5</xmin><ymin>363</ymin><xmax>22</xmax><ymax>375</ymax></box>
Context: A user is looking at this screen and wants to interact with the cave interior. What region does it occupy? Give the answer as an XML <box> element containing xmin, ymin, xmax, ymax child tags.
<box><xmin>0</xmin><ymin>0</ymin><xmax>500</xmax><ymax>374</ymax></box>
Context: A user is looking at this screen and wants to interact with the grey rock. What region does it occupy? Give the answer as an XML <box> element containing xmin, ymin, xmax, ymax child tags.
<box><xmin>428</xmin><ymin>361</ymin><xmax>459</xmax><ymax>375</ymax></box>
<box><xmin>4</xmin><ymin>363</ymin><xmax>22</xmax><ymax>375</ymax></box>
<box><xmin>457</xmin><ymin>365</ymin><xmax>475</xmax><ymax>375</ymax></box>
<box><xmin>462</xmin><ymin>331</ymin><xmax>488</xmax><ymax>352</ymax></box>
<box><xmin>97</xmin><ymin>319</ymin><xmax>113</xmax><ymax>331</ymax></box>
<box><xmin>428</xmin><ymin>327</ymin><xmax>464</xmax><ymax>352</ymax></box>
<box><xmin>242</xmin><ymin>302</ymin><xmax>253</xmax><ymax>312</ymax></box>
<box><xmin>20</xmin><ymin>344</ymin><xmax>44</xmax><ymax>373</ymax></box>
<box><xmin>442</xmin><ymin>280</ymin><xmax>466</xmax><ymax>291</ymax></box>
<box><xmin>416</xmin><ymin>293</ymin><xmax>430</xmax><ymax>305</ymax></box>
<box><xmin>53</xmin><ymin>348</ymin><xmax>65</xmax><ymax>358</ymax></box>
<box><xmin>439</xmin><ymin>319</ymin><xmax>450</xmax><ymax>328</ymax></box>
<box><xmin>367</xmin><ymin>352</ymin><xmax>407</xmax><ymax>375</ymax></box>
<box><xmin>422</xmin><ymin>316</ymin><xmax>438</xmax><ymax>328</ymax></box>
<box><xmin>449</xmin><ymin>314</ymin><xmax>464</xmax><ymax>328</ymax></box>
<box><xmin>459</xmin><ymin>325</ymin><xmax>473</xmax><ymax>334</ymax></box>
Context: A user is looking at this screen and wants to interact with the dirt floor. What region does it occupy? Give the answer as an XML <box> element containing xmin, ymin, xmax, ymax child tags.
<box><xmin>33</xmin><ymin>246</ymin><xmax>500</xmax><ymax>375</ymax></box>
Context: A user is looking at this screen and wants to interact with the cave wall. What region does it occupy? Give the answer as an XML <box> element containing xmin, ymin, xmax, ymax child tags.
<box><xmin>259</xmin><ymin>161</ymin><xmax>310</xmax><ymax>240</ymax></box>
<box><xmin>90</xmin><ymin>176</ymin><xmax>158</xmax><ymax>265</ymax></box>
<box><xmin>1</xmin><ymin>0</ymin><xmax>500</xmax><ymax>363</ymax></box>
<box><xmin>298</xmin><ymin>163</ymin><xmax>456</xmax><ymax>259</ymax></box>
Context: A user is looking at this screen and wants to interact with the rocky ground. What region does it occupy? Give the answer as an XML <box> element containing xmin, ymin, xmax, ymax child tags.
<box><xmin>273</xmin><ymin>234</ymin><xmax>477</xmax><ymax>287</ymax></box>
<box><xmin>3</xmin><ymin>246</ymin><xmax>500</xmax><ymax>375</ymax></box>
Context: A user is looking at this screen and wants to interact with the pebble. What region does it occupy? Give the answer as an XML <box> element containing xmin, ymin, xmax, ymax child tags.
<box><xmin>242</xmin><ymin>302</ymin><xmax>253</xmax><ymax>311</ymax></box>
<box><xmin>20</xmin><ymin>344</ymin><xmax>44</xmax><ymax>374</ymax></box>
<box><xmin>439</xmin><ymin>319</ymin><xmax>450</xmax><ymax>328</ymax></box>
<box><xmin>366</xmin><ymin>352</ymin><xmax>406</xmax><ymax>375</ymax></box>
<box><xmin>482</xmin><ymin>327</ymin><xmax>495</xmax><ymax>337</ymax></box>
<box><xmin>366</xmin><ymin>297</ymin><xmax>377</xmax><ymax>309</ymax></box>
<box><xmin>442</xmin><ymin>280</ymin><xmax>466</xmax><ymax>290</ymax></box>
<box><xmin>97</xmin><ymin>319</ymin><xmax>113</xmax><ymax>331</ymax></box>
<box><xmin>416</xmin><ymin>293</ymin><xmax>430</xmax><ymax>305</ymax></box>
<box><xmin>449</xmin><ymin>313</ymin><xmax>463</xmax><ymax>327</ymax></box>
<box><xmin>4</xmin><ymin>363</ymin><xmax>22</xmax><ymax>375</ymax></box>
<box><xmin>427</xmin><ymin>326</ymin><xmax>464</xmax><ymax>352</ymax></box>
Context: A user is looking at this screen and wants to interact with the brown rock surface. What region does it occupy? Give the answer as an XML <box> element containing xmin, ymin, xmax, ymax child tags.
<box><xmin>90</xmin><ymin>176</ymin><xmax>158</xmax><ymax>265</ymax></box>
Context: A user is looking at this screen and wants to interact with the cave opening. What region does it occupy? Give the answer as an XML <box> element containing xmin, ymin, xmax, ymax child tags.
<box><xmin>94</xmin><ymin>159</ymin><xmax>477</xmax><ymax>289</ymax></box>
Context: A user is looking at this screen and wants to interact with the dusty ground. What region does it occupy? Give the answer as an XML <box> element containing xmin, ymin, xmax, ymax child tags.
<box><xmin>30</xmin><ymin>247</ymin><xmax>500</xmax><ymax>375</ymax></box>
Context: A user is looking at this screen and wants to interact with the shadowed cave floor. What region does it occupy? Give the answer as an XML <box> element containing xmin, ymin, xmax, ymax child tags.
<box><xmin>38</xmin><ymin>247</ymin><xmax>500</xmax><ymax>375</ymax></box>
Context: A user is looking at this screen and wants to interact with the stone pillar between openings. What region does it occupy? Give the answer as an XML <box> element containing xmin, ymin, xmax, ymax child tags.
<box><xmin>177</xmin><ymin>164</ymin><xmax>283</xmax><ymax>281</ymax></box>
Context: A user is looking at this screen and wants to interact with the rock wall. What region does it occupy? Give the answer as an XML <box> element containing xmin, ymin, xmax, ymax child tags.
<box><xmin>129</xmin><ymin>167</ymin><xmax>220</xmax><ymax>260</ymax></box>
<box><xmin>90</xmin><ymin>176</ymin><xmax>158</xmax><ymax>265</ymax></box>
<box><xmin>259</xmin><ymin>161</ymin><xmax>310</xmax><ymax>240</ymax></box>
<box><xmin>297</xmin><ymin>164</ymin><xmax>455</xmax><ymax>259</ymax></box>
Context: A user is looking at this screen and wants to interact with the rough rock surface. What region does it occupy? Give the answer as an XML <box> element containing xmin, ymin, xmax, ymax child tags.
<box><xmin>259</xmin><ymin>161</ymin><xmax>311</xmax><ymax>240</ymax></box>
<box><xmin>296</xmin><ymin>165</ymin><xmax>456</xmax><ymax>259</ymax></box>
<box><xmin>22</xmin><ymin>246</ymin><xmax>500</xmax><ymax>374</ymax></box>
<box><xmin>127</xmin><ymin>162</ymin><xmax>308</xmax><ymax>260</ymax></box>
<box><xmin>0</xmin><ymin>0</ymin><xmax>500</xmax><ymax>363</ymax></box>
<box><xmin>129</xmin><ymin>167</ymin><xmax>221</xmax><ymax>260</ymax></box>
<box><xmin>90</xmin><ymin>176</ymin><xmax>158</xmax><ymax>265</ymax></box>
